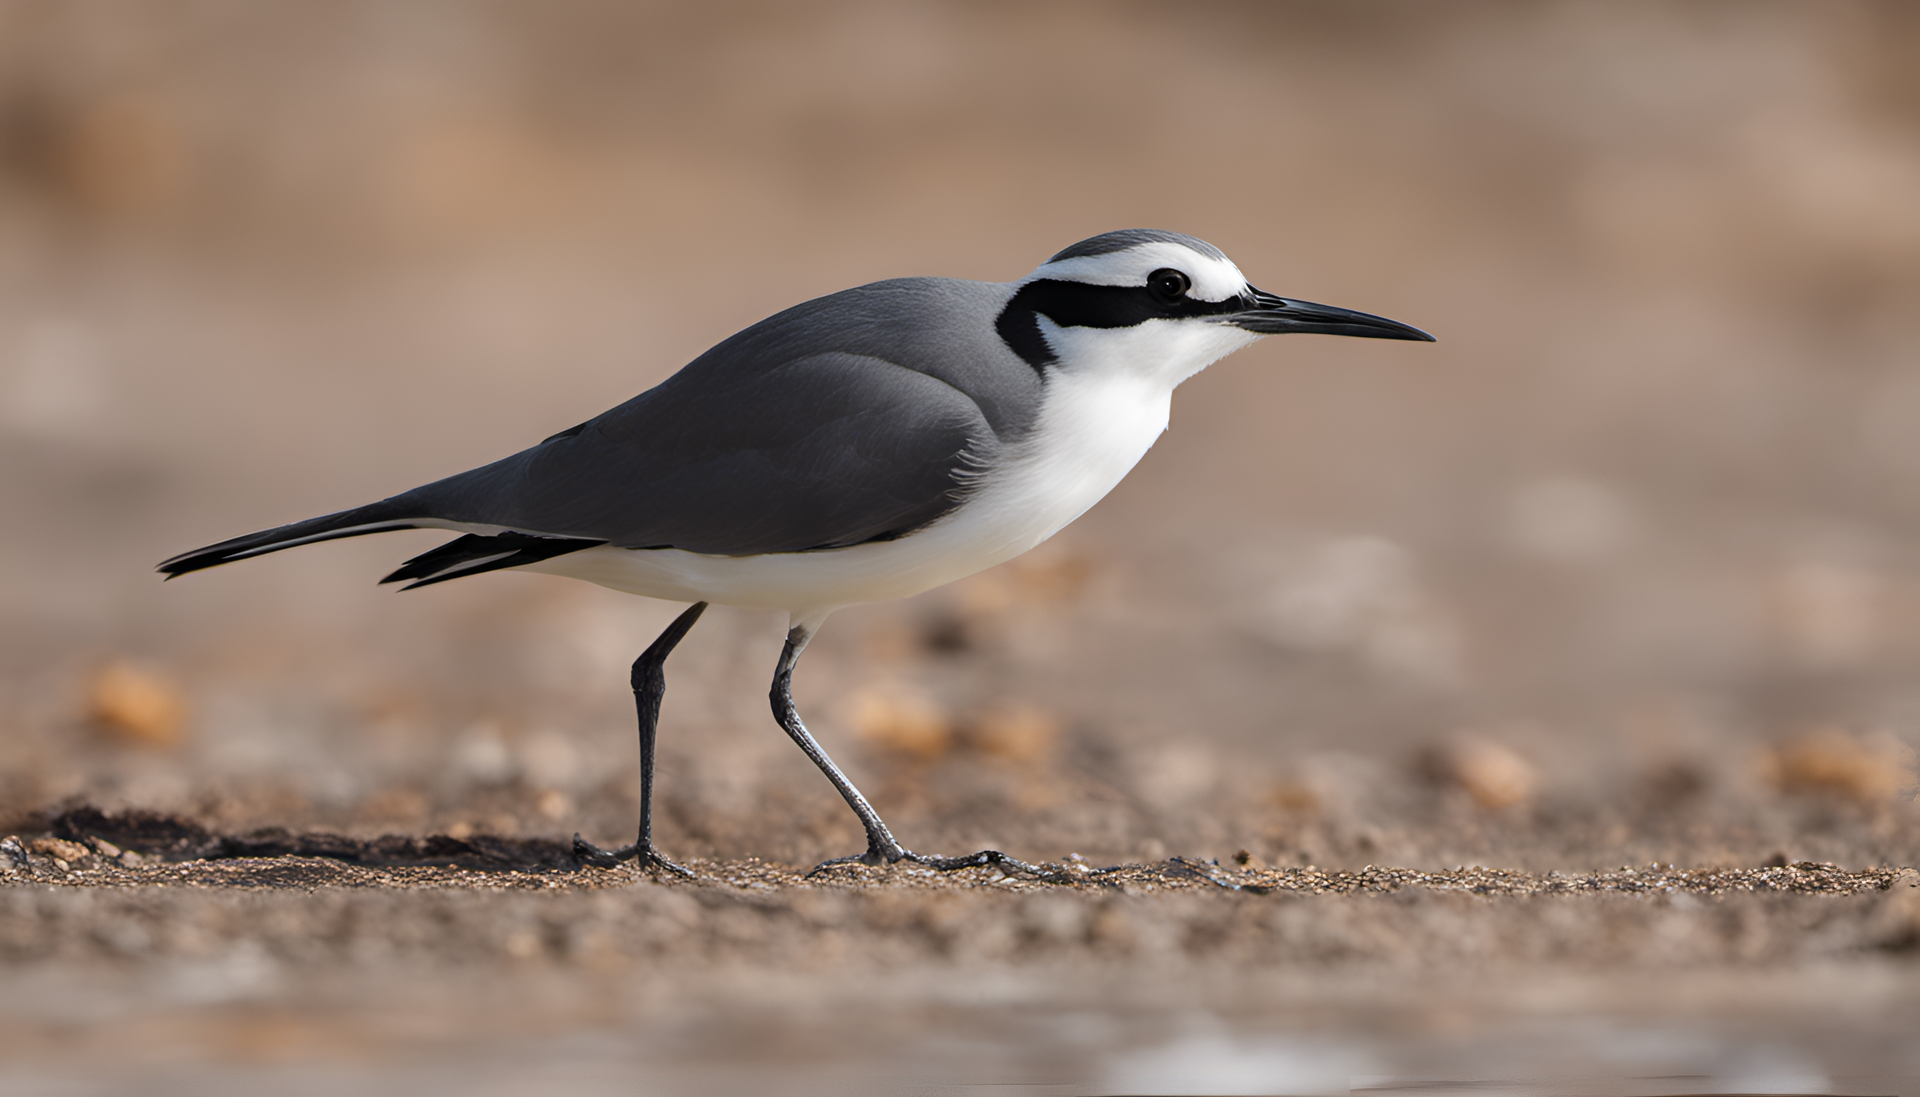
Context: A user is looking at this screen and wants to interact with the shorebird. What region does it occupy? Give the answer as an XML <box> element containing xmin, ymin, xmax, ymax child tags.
<box><xmin>161</xmin><ymin>229</ymin><xmax>1433</xmax><ymax>875</ymax></box>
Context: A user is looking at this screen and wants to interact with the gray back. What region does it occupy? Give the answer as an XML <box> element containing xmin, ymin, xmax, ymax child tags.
<box><xmin>390</xmin><ymin>277</ymin><xmax>1044</xmax><ymax>556</ymax></box>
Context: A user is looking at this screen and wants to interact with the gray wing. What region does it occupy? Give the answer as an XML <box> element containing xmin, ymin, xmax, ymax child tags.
<box><xmin>391</xmin><ymin>278</ymin><xmax>1039</xmax><ymax>556</ymax></box>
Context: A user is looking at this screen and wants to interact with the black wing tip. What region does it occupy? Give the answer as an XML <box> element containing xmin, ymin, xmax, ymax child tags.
<box><xmin>381</xmin><ymin>531</ymin><xmax>605</xmax><ymax>591</ymax></box>
<box><xmin>379</xmin><ymin>557</ymin><xmax>438</xmax><ymax>585</ymax></box>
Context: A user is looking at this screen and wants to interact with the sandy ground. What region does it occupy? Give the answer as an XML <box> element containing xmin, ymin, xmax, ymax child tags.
<box><xmin>3</xmin><ymin>809</ymin><xmax>1919</xmax><ymax>1093</ymax></box>
<box><xmin>4</xmin><ymin>2</ymin><xmax>1920</xmax><ymax>1092</ymax></box>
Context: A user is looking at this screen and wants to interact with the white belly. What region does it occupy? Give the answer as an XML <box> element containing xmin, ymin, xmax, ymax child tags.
<box><xmin>525</xmin><ymin>367</ymin><xmax>1177</xmax><ymax>619</ymax></box>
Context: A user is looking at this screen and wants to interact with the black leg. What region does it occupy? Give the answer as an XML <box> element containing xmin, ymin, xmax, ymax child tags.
<box><xmin>770</xmin><ymin>623</ymin><xmax>1046</xmax><ymax>878</ymax></box>
<box><xmin>770</xmin><ymin>624</ymin><xmax>907</xmax><ymax>866</ymax></box>
<box><xmin>574</xmin><ymin>601</ymin><xmax>707</xmax><ymax>875</ymax></box>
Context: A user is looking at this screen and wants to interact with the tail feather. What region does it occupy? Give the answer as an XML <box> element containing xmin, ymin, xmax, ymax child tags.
<box><xmin>380</xmin><ymin>532</ymin><xmax>605</xmax><ymax>590</ymax></box>
<box><xmin>161</xmin><ymin>496</ymin><xmax>606</xmax><ymax>590</ymax></box>
<box><xmin>158</xmin><ymin>499</ymin><xmax>425</xmax><ymax>579</ymax></box>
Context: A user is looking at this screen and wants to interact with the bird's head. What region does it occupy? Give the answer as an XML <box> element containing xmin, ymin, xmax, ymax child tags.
<box><xmin>998</xmin><ymin>229</ymin><xmax>1432</xmax><ymax>385</ymax></box>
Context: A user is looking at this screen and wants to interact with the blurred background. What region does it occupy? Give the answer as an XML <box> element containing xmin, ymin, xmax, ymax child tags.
<box><xmin>6</xmin><ymin>3</ymin><xmax>1920</xmax><ymax>1091</ymax></box>
<box><xmin>2</xmin><ymin>0</ymin><xmax>1918</xmax><ymax>872</ymax></box>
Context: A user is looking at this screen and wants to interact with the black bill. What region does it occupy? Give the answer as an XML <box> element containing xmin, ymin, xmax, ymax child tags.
<box><xmin>1226</xmin><ymin>288</ymin><xmax>1435</xmax><ymax>341</ymax></box>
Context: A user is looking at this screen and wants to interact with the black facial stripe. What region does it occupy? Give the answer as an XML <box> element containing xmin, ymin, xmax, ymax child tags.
<box><xmin>995</xmin><ymin>279</ymin><xmax>1246</xmax><ymax>371</ymax></box>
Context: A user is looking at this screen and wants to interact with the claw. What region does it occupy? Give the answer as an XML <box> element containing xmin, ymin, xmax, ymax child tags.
<box><xmin>572</xmin><ymin>833</ymin><xmax>696</xmax><ymax>878</ymax></box>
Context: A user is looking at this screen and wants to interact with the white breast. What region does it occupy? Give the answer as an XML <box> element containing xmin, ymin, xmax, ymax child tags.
<box><xmin>956</xmin><ymin>362</ymin><xmax>1173</xmax><ymax>554</ymax></box>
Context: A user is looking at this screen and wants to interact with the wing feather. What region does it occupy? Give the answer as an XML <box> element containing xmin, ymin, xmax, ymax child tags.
<box><xmin>394</xmin><ymin>351</ymin><xmax>996</xmax><ymax>555</ymax></box>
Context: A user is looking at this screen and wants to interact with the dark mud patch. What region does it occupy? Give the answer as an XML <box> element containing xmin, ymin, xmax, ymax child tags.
<box><xmin>44</xmin><ymin>805</ymin><xmax>577</xmax><ymax>873</ymax></box>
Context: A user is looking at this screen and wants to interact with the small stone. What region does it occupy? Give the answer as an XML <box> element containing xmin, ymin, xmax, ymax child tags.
<box><xmin>967</xmin><ymin>701</ymin><xmax>1062</xmax><ymax>764</ymax></box>
<box><xmin>1761</xmin><ymin>728</ymin><xmax>1916</xmax><ymax>803</ymax></box>
<box><xmin>29</xmin><ymin>838</ymin><xmax>89</xmax><ymax>864</ymax></box>
<box><xmin>1448</xmin><ymin>740</ymin><xmax>1538</xmax><ymax>809</ymax></box>
<box><xmin>88</xmin><ymin>660</ymin><xmax>189</xmax><ymax>747</ymax></box>
<box><xmin>847</xmin><ymin>683</ymin><xmax>952</xmax><ymax>760</ymax></box>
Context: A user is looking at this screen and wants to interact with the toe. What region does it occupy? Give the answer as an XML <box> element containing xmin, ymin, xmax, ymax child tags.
<box><xmin>640</xmin><ymin>850</ymin><xmax>696</xmax><ymax>878</ymax></box>
<box><xmin>909</xmin><ymin>849</ymin><xmax>1044</xmax><ymax>875</ymax></box>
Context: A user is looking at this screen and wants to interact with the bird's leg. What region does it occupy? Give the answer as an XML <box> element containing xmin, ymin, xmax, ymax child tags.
<box><xmin>771</xmin><ymin>624</ymin><xmax>1049</xmax><ymax>879</ymax></box>
<box><xmin>574</xmin><ymin>601</ymin><xmax>707</xmax><ymax>876</ymax></box>
<box><xmin>769</xmin><ymin>624</ymin><xmax>912</xmax><ymax>868</ymax></box>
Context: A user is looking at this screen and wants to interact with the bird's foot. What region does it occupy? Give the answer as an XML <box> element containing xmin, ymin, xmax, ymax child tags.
<box><xmin>903</xmin><ymin>848</ymin><xmax>1047</xmax><ymax>875</ymax></box>
<box><xmin>571</xmin><ymin>834</ymin><xmax>695</xmax><ymax>877</ymax></box>
<box><xmin>802</xmin><ymin>837</ymin><xmax>902</xmax><ymax>878</ymax></box>
<box><xmin>804</xmin><ymin>843</ymin><xmax>1044</xmax><ymax>879</ymax></box>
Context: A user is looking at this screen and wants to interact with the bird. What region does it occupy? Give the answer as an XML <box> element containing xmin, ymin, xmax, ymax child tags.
<box><xmin>159</xmin><ymin>229</ymin><xmax>1433</xmax><ymax>876</ymax></box>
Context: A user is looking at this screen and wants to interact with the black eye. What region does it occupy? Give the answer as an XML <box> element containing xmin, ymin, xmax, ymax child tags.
<box><xmin>1148</xmin><ymin>268</ymin><xmax>1191</xmax><ymax>305</ymax></box>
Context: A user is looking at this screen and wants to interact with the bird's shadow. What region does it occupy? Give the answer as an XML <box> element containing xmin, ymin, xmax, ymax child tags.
<box><xmin>45</xmin><ymin>804</ymin><xmax>579</xmax><ymax>874</ymax></box>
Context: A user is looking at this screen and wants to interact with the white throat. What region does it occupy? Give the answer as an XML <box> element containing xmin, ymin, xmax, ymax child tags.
<box><xmin>964</xmin><ymin>317</ymin><xmax>1262</xmax><ymax>543</ymax></box>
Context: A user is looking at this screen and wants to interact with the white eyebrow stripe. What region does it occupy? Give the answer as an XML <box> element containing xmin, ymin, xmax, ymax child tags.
<box><xmin>1027</xmin><ymin>242</ymin><xmax>1249</xmax><ymax>303</ymax></box>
